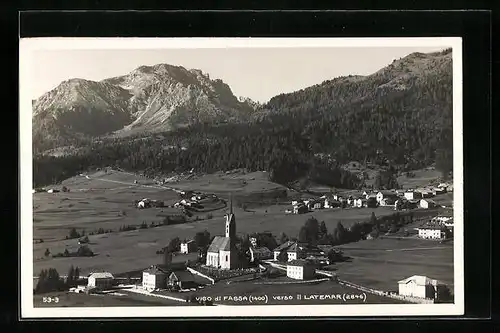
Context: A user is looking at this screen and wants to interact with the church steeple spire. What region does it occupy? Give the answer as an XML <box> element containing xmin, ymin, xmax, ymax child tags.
<box><xmin>230</xmin><ymin>192</ymin><xmax>233</xmax><ymax>214</ymax></box>
<box><xmin>225</xmin><ymin>193</ymin><xmax>236</xmax><ymax>239</ymax></box>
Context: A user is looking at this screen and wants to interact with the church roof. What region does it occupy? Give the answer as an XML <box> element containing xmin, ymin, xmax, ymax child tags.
<box><xmin>273</xmin><ymin>241</ymin><xmax>296</xmax><ymax>252</ymax></box>
<box><xmin>207</xmin><ymin>236</ymin><xmax>231</xmax><ymax>253</ymax></box>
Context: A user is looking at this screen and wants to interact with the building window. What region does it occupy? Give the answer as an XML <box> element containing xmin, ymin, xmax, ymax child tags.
<box><xmin>226</xmin><ymin>255</ymin><xmax>228</xmax><ymax>262</ymax></box>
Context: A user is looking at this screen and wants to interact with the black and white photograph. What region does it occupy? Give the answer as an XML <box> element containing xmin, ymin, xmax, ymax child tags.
<box><xmin>20</xmin><ymin>37</ymin><xmax>463</xmax><ymax>318</ymax></box>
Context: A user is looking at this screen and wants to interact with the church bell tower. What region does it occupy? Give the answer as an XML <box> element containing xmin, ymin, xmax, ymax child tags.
<box><xmin>225</xmin><ymin>193</ymin><xmax>236</xmax><ymax>239</ymax></box>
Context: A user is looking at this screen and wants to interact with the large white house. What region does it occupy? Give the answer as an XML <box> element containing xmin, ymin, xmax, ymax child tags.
<box><xmin>87</xmin><ymin>272</ymin><xmax>114</xmax><ymax>290</ymax></box>
<box><xmin>417</xmin><ymin>226</ymin><xmax>445</xmax><ymax>240</ymax></box>
<box><xmin>398</xmin><ymin>275</ymin><xmax>448</xmax><ymax>300</ymax></box>
<box><xmin>142</xmin><ymin>265</ymin><xmax>167</xmax><ymax>291</ymax></box>
<box><xmin>286</xmin><ymin>259</ymin><xmax>316</xmax><ymax>280</ymax></box>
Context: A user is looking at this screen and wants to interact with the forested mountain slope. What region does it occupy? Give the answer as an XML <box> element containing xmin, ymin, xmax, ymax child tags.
<box><xmin>33</xmin><ymin>49</ymin><xmax>453</xmax><ymax>189</ymax></box>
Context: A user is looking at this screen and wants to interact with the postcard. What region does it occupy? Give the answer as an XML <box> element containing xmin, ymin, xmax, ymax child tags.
<box><xmin>20</xmin><ymin>37</ymin><xmax>463</xmax><ymax>318</ymax></box>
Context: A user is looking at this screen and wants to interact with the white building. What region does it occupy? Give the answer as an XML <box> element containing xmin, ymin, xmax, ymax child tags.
<box><xmin>286</xmin><ymin>243</ymin><xmax>306</xmax><ymax>262</ymax></box>
<box><xmin>180</xmin><ymin>240</ymin><xmax>196</xmax><ymax>254</ymax></box>
<box><xmin>286</xmin><ymin>259</ymin><xmax>316</xmax><ymax>280</ymax></box>
<box><xmin>273</xmin><ymin>241</ymin><xmax>295</xmax><ymax>261</ymax></box>
<box><xmin>420</xmin><ymin>199</ymin><xmax>437</xmax><ymax>209</ymax></box>
<box><xmin>87</xmin><ymin>272</ymin><xmax>114</xmax><ymax>290</ymax></box>
<box><xmin>398</xmin><ymin>275</ymin><xmax>448</xmax><ymax>300</ymax></box>
<box><xmin>376</xmin><ymin>191</ymin><xmax>399</xmax><ymax>204</ymax></box>
<box><xmin>432</xmin><ymin>215</ymin><xmax>453</xmax><ymax>223</ymax></box>
<box><xmin>404</xmin><ymin>191</ymin><xmax>422</xmax><ymax>200</ymax></box>
<box><xmin>142</xmin><ymin>265</ymin><xmax>167</xmax><ymax>291</ymax></box>
<box><xmin>205</xmin><ymin>198</ymin><xmax>239</xmax><ymax>270</ymax></box>
<box><xmin>418</xmin><ymin>226</ymin><xmax>445</xmax><ymax>240</ymax></box>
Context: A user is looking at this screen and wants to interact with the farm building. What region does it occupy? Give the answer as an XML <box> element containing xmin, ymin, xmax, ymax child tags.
<box><xmin>286</xmin><ymin>242</ymin><xmax>308</xmax><ymax>262</ymax></box>
<box><xmin>432</xmin><ymin>215</ymin><xmax>453</xmax><ymax>223</ymax></box>
<box><xmin>398</xmin><ymin>275</ymin><xmax>449</xmax><ymax>300</ymax></box>
<box><xmin>168</xmin><ymin>271</ymin><xmax>197</xmax><ymax>290</ymax></box>
<box><xmin>180</xmin><ymin>240</ymin><xmax>197</xmax><ymax>254</ymax></box>
<box><xmin>286</xmin><ymin>259</ymin><xmax>316</xmax><ymax>280</ymax></box>
<box><xmin>380</xmin><ymin>197</ymin><xmax>397</xmax><ymax>207</ymax></box>
<box><xmin>324</xmin><ymin>198</ymin><xmax>341</xmax><ymax>209</ymax></box>
<box><xmin>87</xmin><ymin>272</ymin><xmax>114</xmax><ymax>290</ymax></box>
<box><xmin>376</xmin><ymin>191</ymin><xmax>399</xmax><ymax>204</ymax></box>
<box><xmin>404</xmin><ymin>191</ymin><xmax>422</xmax><ymax>201</ymax></box>
<box><xmin>293</xmin><ymin>203</ymin><xmax>308</xmax><ymax>214</ymax></box>
<box><xmin>353</xmin><ymin>198</ymin><xmax>366</xmax><ymax>208</ymax></box>
<box><xmin>420</xmin><ymin>199</ymin><xmax>437</xmax><ymax>209</ymax></box>
<box><xmin>417</xmin><ymin>226</ymin><xmax>446</xmax><ymax>240</ymax></box>
<box><xmin>433</xmin><ymin>187</ymin><xmax>447</xmax><ymax>195</ymax></box>
<box><xmin>247</xmin><ymin>247</ymin><xmax>273</xmax><ymax>263</ymax></box>
<box><xmin>273</xmin><ymin>241</ymin><xmax>295</xmax><ymax>261</ymax></box>
<box><xmin>417</xmin><ymin>189</ymin><xmax>435</xmax><ymax>198</ymax></box>
<box><xmin>142</xmin><ymin>265</ymin><xmax>168</xmax><ymax>291</ymax></box>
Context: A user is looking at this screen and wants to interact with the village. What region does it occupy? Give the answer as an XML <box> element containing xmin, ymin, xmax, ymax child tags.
<box><xmin>34</xmin><ymin>170</ymin><xmax>455</xmax><ymax>307</ymax></box>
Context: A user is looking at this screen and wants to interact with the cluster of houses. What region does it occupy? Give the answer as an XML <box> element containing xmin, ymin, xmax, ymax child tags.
<box><xmin>32</xmin><ymin>186</ymin><xmax>70</xmax><ymax>194</ymax></box>
<box><xmin>288</xmin><ymin>183</ymin><xmax>453</xmax><ymax>214</ymax></box>
<box><xmin>135</xmin><ymin>198</ymin><xmax>165</xmax><ymax>209</ymax></box>
<box><xmin>173</xmin><ymin>191</ymin><xmax>215</xmax><ymax>209</ymax></box>
<box><xmin>416</xmin><ymin>214</ymin><xmax>454</xmax><ymax>240</ymax></box>
<box><xmin>272</xmin><ymin>241</ymin><xmax>339</xmax><ymax>280</ymax></box>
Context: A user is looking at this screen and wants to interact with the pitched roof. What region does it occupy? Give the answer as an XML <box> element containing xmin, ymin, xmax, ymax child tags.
<box><xmin>207</xmin><ymin>236</ymin><xmax>231</xmax><ymax>253</ymax></box>
<box><xmin>89</xmin><ymin>272</ymin><xmax>114</xmax><ymax>279</ymax></box>
<box><xmin>287</xmin><ymin>259</ymin><xmax>314</xmax><ymax>267</ymax></box>
<box><xmin>250</xmin><ymin>247</ymin><xmax>272</xmax><ymax>255</ymax></box>
<box><xmin>169</xmin><ymin>270</ymin><xmax>195</xmax><ymax>282</ymax></box>
<box><xmin>182</xmin><ymin>240</ymin><xmax>195</xmax><ymax>244</ymax></box>
<box><xmin>143</xmin><ymin>265</ymin><xmax>168</xmax><ymax>275</ymax></box>
<box><xmin>397</xmin><ymin>275</ymin><xmax>445</xmax><ymax>286</ymax></box>
<box><xmin>273</xmin><ymin>241</ymin><xmax>295</xmax><ymax>252</ymax></box>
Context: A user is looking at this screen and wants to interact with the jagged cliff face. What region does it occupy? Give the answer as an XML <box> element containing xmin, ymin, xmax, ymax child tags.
<box><xmin>32</xmin><ymin>64</ymin><xmax>256</xmax><ymax>151</ymax></box>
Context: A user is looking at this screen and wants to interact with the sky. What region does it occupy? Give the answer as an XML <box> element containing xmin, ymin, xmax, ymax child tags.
<box><xmin>31</xmin><ymin>46</ymin><xmax>448</xmax><ymax>103</ymax></box>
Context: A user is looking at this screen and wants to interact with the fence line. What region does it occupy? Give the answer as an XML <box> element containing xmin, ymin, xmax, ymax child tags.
<box><xmin>186</xmin><ymin>267</ymin><xmax>215</xmax><ymax>284</ymax></box>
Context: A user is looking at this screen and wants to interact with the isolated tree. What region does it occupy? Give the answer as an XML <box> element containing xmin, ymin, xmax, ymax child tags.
<box><xmin>73</xmin><ymin>266</ymin><xmax>80</xmax><ymax>282</ymax></box>
<box><xmin>195</xmin><ymin>230</ymin><xmax>211</xmax><ymax>249</ymax></box>
<box><xmin>167</xmin><ymin>237</ymin><xmax>181</xmax><ymax>253</ymax></box>
<box><xmin>69</xmin><ymin>228</ymin><xmax>80</xmax><ymax>239</ymax></box>
<box><xmin>298</xmin><ymin>226</ymin><xmax>308</xmax><ymax>243</ymax></box>
<box><xmin>319</xmin><ymin>221</ymin><xmax>328</xmax><ymax>237</ymax></box>
<box><xmin>370</xmin><ymin>212</ymin><xmax>377</xmax><ymax>225</ymax></box>
<box><xmin>44</xmin><ymin>248</ymin><xmax>50</xmax><ymax>257</ymax></box>
<box><xmin>66</xmin><ymin>265</ymin><xmax>75</xmax><ymax>287</ymax></box>
<box><xmin>240</xmin><ymin>234</ymin><xmax>252</xmax><ymax>252</ymax></box>
<box><xmin>333</xmin><ymin>221</ymin><xmax>347</xmax><ymax>245</ymax></box>
<box><xmin>63</xmin><ymin>249</ymin><xmax>70</xmax><ymax>257</ymax></box>
<box><xmin>279</xmin><ymin>232</ymin><xmax>289</xmax><ymax>244</ymax></box>
<box><xmin>304</xmin><ymin>217</ymin><xmax>320</xmax><ymax>243</ymax></box>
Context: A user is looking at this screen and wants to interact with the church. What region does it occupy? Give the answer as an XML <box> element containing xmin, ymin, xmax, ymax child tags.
<box><xmin>205</xmin><ymin>196</ymin><xmax>239</xmax><ymax>270</ymax></box>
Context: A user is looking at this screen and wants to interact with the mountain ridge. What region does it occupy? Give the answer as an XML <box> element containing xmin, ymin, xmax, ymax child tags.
<box><xmin>32</xmin><ymin>64</ymin><xmax>258</xmax><ymax>151</ymax></box>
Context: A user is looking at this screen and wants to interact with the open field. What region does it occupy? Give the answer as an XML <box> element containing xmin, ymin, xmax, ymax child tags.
<box><xmin>34</xmin><ymin>290</ymin><xmax>189</xmax><ymax>307</ymax></box>
<box><xmin>397</xmin><ymin>168</ymin><xmax>442</xmax><ymax>189</ymax></box>
<box><xmin>33</xmin><ymin>169</ymin><xmax>402</xmax><ymax>276</ymax></box>
<box><xmin>154</xmin><ymin>277</ymin><xmax>408</xmax><ymax>305</ymax></box>
<box><xmin>335</xmin><ymin>238</ymin><xmax>454</xmax><ymax>293</ymax></box>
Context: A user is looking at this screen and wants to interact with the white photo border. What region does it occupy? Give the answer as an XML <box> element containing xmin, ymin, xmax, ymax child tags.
<box><xmin>19</xmin><ymin>37</ymin><xmax>464</xmax><ymax>318</ymax></box>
